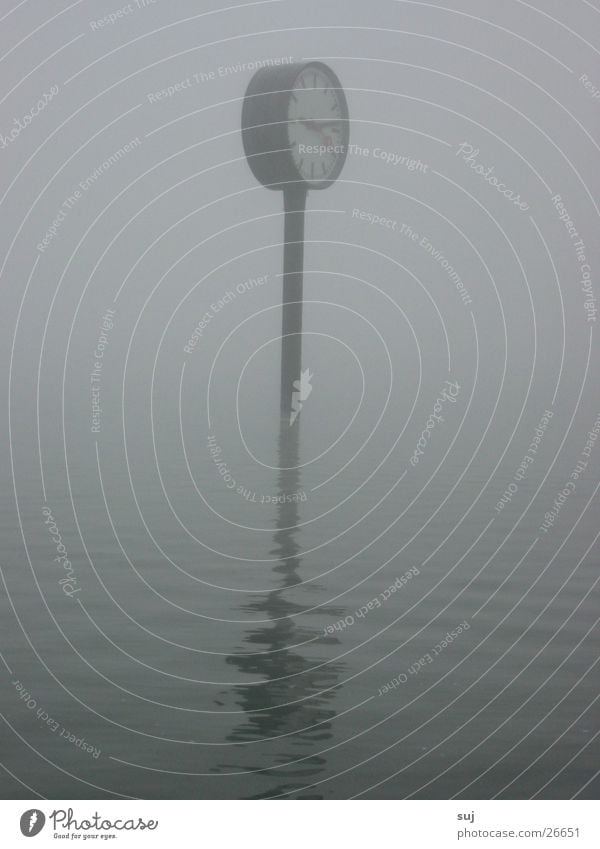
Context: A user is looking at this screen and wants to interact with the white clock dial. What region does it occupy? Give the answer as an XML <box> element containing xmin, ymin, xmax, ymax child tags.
<box><xmin>287</xmin><ymin>66</ymin><xmax>346</xmax><ymax>184</ymax></box>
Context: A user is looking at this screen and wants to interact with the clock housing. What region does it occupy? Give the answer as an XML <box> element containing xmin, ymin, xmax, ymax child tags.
<box><xmin>242</xmin><ymin>61</ymin><xmax>349</xmax><ymax>191</ymax></box>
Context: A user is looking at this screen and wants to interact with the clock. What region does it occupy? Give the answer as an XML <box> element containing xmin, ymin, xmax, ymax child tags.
<box><xmin>242</xmin><ymin>61</ymin><xmax>349</xmax><ymax>191</ymax></box>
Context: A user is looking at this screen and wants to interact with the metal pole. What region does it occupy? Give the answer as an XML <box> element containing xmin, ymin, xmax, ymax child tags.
<box><xmin>280</xmin><ymin>185</ymin><xmax>307</xmax><ymax>421</ymax></box>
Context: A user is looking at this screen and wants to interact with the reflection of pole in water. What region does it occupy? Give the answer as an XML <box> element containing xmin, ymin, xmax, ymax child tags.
<box><xmin>220</xmin><ymin>402</ymin><xmax>345</xmax><ymax>798</ymax></box>
<box><xmin>280</xmin><ymin>187</ymin><xmax>307</xmax><ymax>422</ymax></box>
<box><xmin>272</xmin><ymin>406</ymin><xmax>302</xmax><ymax>578</ymax></box>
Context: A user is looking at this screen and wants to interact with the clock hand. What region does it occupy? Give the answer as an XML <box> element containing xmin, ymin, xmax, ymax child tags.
<box><xmin>292</xmin><ymin>119</ymin><xmax>336</xmax><ymax>148</ymax></box>
<box><xmin>291</xmin><ymin>119</ymin><xmax>321</xmax><ymax>131</ymax></box>
<box><xmin>293</xmin><ymin>119</ymin><xmax>340</xmax><ymax>128</ymax></box>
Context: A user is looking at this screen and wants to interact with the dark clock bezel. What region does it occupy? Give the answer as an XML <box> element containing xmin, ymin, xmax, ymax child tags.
<box><xmin>242</xmin><ymin>61</ymin><xmax>349</xmax><ymax>191</ymax></box>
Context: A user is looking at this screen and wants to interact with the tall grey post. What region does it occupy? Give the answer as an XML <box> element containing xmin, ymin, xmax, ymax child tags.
<box><xmin>280</xmin><ymin>186</ymin><xmax>307</xmax><ymax>422</ymax></box>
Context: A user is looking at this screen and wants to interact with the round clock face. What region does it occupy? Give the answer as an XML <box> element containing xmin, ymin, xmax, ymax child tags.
<box><xmin>287</xmin><ymin>65</ymin><xmax>348</xmax><ymax>187</ymax></box>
